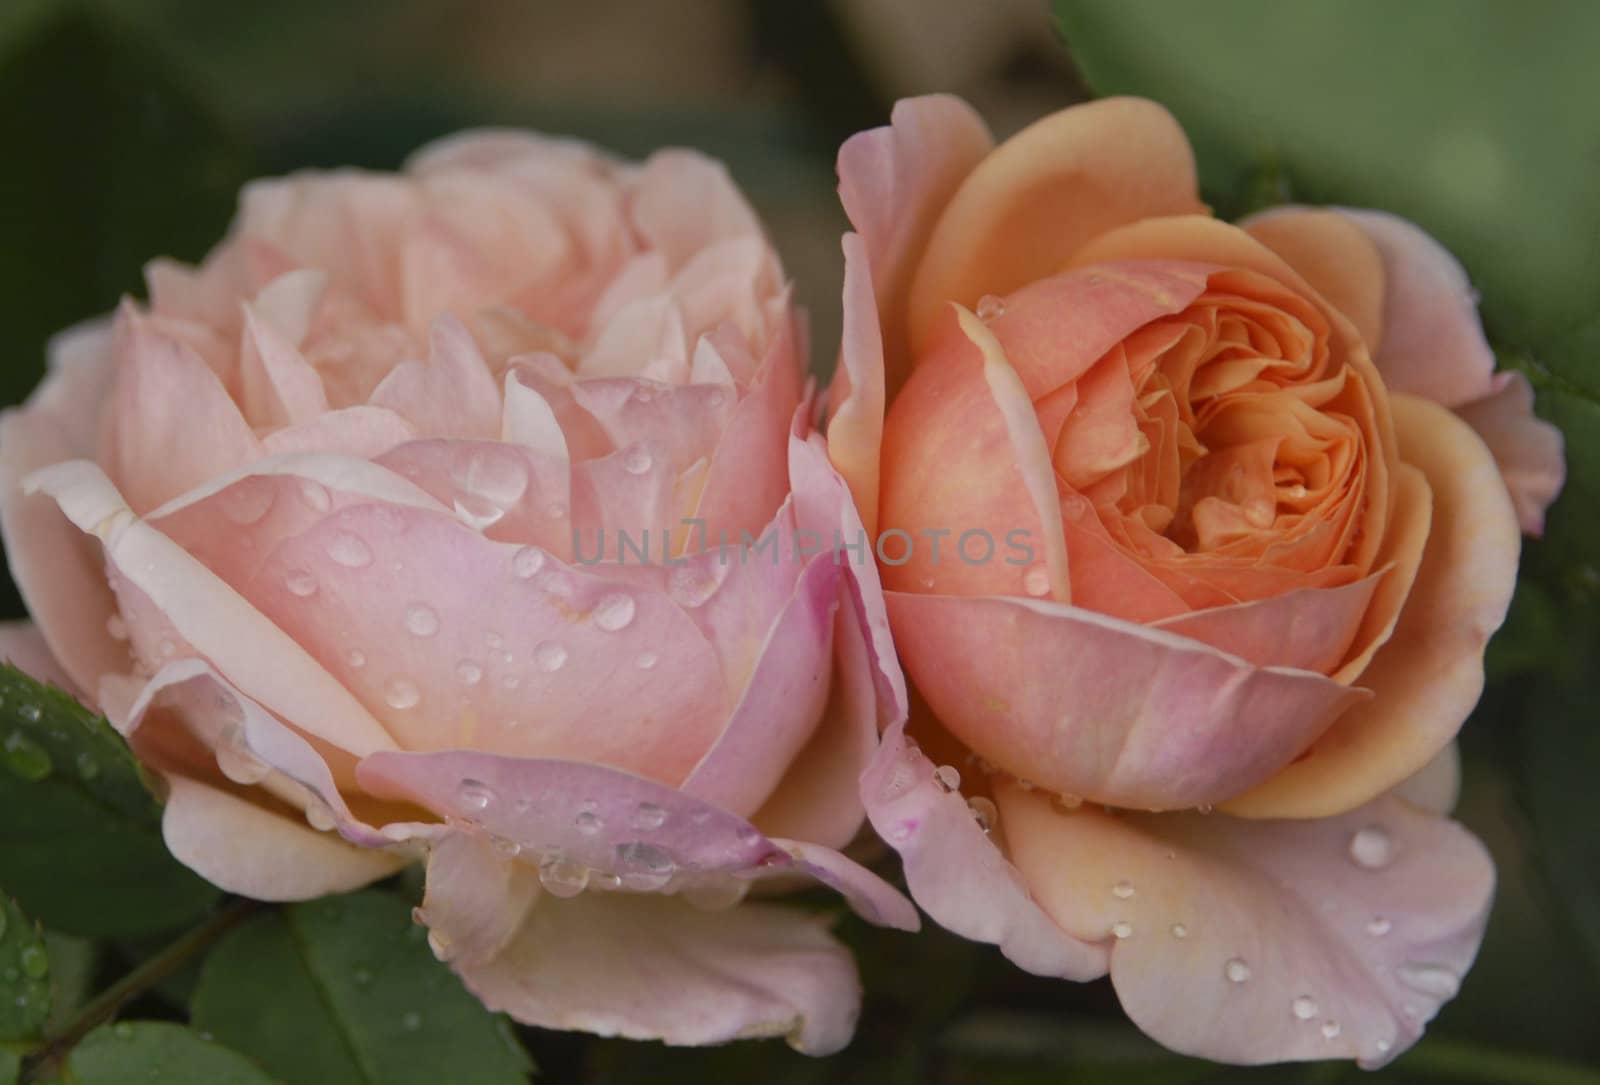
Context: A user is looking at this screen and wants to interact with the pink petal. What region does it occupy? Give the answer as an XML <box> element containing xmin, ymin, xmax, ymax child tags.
<box><xmin>238</xmin><ymin>304</ymin><xmax>330</xmax><ymax>427</ymax></box>
<box><xmin>1454</xmin><ymin>371</ymin><xmax>1565</xmax><ymax>536</ymax></box>
<box><xmin>454</xmin><ymin>893</ymin><xmax>861</xmax><ymax>1054</ymax></box>
<box><xmin>368</xmin><ymin>315</ymin><xmax>501</xmax><ymax>438</ymax></box>
<box><xmin>376</xmin><ymin>439</ymin><xmax>572</xmax><ymax>557</ymax></box>
<box><xmin>1153</xmin><ymin>572</ymin><xmax>1384</xmax><ymax>673</ymax></box>
<box><xmin>1334</xmin><ymin>208</ymin><xmax>1499</xmax><ymax>409</ymax></box>
<box><xmin>416</xmin><ymin>833</ymin><xmax>539</xmax><ymax>967</ymax></box>
<box><xmin>827</xmin><ymin>233</ymin><xmax>887</xmax><ymax>536</ymax></box>
<box><xmin>629</xmin><ymin>150</ymin><xmax>763</xmax><ymax>273</ymax></box>
<box><xmin>261</xmin><ymin>406</ymin><xmax>416</xmax><ymax>459</ymax></box>
<box><xmin>886</xmin><ymin>591</ymin><xmax>1368</xmax><ymax>810</ymax></box>
<box><xmin>862</xmin><ymin>719</ymin><xmax>1107</xmax><ymax>979</ymax></box>
<box><xmin>0</xmin><ymin>409</ymin><xmax>127</xmax><ymax>695</ymax></box>
<box><xmin>568</xmin><ymin>377</ymin><xmax>735</xmax><ymax>475</ymax></box>
<box><xmin>997</xmin><ymin>781</ymin><xmax>1494</xmax><ymax>1068</ymax></box>
<box><xmin>0</xmin><ymin>621</ymin><xmax>75</xmax><ymax>691</ymax></box>
<box><xmin>837</xmin><ymin>94</ymin><xmax>994</xmax><ymax>393</ymax></box>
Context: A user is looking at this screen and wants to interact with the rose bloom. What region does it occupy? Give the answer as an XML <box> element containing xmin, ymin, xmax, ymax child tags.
<box><xmin>827</xmin><ymin>96</ymin><xmax>1564</xmax><ymax>1066</ymax></box>
<box><xmin>0</xmin><ymin>131</ymin><xmax>916</xmax><ymax>1053</ymax></box>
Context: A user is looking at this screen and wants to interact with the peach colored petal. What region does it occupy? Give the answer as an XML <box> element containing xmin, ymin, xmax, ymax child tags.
<box><xmin>837</xmin><ymin>94</ymin><xmax>993</xmax><ymax>395</ymax></box>
<box><xmin>367</xmin><ymin>315</ymin><xmax>502</xmax><ymax>439</ymax></box>
<box><xmin>630</xmin><ymin>150</ymin><xmax>764</xmax><ymax>273</ymax></box>
<box><xmin>907</xmin><ymin>98</ymin><xmax>1204</xmax><ymax>353</ymax></box>
<box><xmin>455</xmin><ymin>894</ymin><xmax>861</xmax><ymax>1054</ymax></box>
<box><xmin>1152</xmin><ymin>572</ymin><xmax>1383</xmax><ymax>673</ymax></box>
<box><xmin>826</xmin><ymin>233</ymin><xmax>886</xmax><ymax>537</ymax></box>
<box><xmin>0</xmin><ymin>410</ymin><xmax>127</xmax><ymax>695</ymax></box>
<box><xmin>1241</xmin><ymin>207</ymin><xmax>1386</xmax><ymax>349</ymax></box>
<box><xmin>162</xmin><ymin>774</ymin><xmax>401</xmax><ymax>900</ymax></box>
<box><xmin>997</xmin><ymin>781</ymin><xmax>1493</xmax><ymax>1068</ymax></box>
<box><xmin>238</xmin><ymin>304</ymin><xmax>330</xmax><ymax>428</ymax></box>
<box><xmin>1454</xmin><ymin>371</ymin><xmax>1565</xmax><ymax>536</ymax></box>
<box><xmin>1225</xmin><ymin>395</ymin><xmax>1519</xmax><ymax>818</ymax></box>
<box><xmin>260</xmin><ymin>405</ymin><xmax>417</xmax><ymax>459</ymax></box>
<box><xmin>861</xmin><ymin>718</ymin><xmax>1107</xmax><ymax>979</ymax></box>
<box><xmin>1392</xmin><ymin>742</ymin><xmax>1462</xmax><ymax>815</ymax></box>
<box><xmin>887</xmin><ymin>591</ymin><xmax>1367</xmax><ymax>810</ymax></box>
<box><xmin>415</xmin><ymin>833</ymin><xmax>539</xmax><ymax>968</ymax></box>
<box><xmin>1335</xmin><ymin>208</ymin><xmax>1498</xmax><ymax>409</ymax></box>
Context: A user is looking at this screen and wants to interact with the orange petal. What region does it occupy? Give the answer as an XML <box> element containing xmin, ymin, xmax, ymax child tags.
<box><xmin>1242</xmin><ymin>206</ymin><xmax>1385</xmax><ymax>350</ymax></box>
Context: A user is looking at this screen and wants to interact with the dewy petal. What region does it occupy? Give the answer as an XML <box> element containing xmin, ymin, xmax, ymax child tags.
<box><xmin>416</xmin><ymin>833</ymin><xmax>539</xmax><ymax>968</ymax></box>
<box><xmin>0</xmin><ymin>409</ymin><xmax>127</xmax><ymax>695</ymax></box>
<box><xmin>1225</xmin><ymin>395</ymin><xmax>1519</xmax><ymax>818</ymax></box>
<box><xmin>368</xmin><ymin>315</ymin><xmax>502</xmax><ymax>439</ymax></box>
<box><xmin>886</xmin><ymin>591</ymin><xmax>1367</xmax><ymax>810</ymax></box>
<box><xmin>906</xmin><ymin>97</ymin><xmax>1204</xmax><ymax>354</ymax></box>
<box><xmin>1334</xmin><ymin>208</ymin><xmax>1499</xmax><ymax>409</ymax></box>
<box><xmin>1241</xmin><ymin>206</ymin><xmax>1386</xmax><ymax>350</ymax></box>
<box><xmin>1153</xmin><ymin>573</ymin><xmax>1383</xmax><ymax>673</ymax></box>
<box><xmin>996</xmin><ymin>781</ymin><xmax>1493</xmax><ymax>1069</ymax></box>
<box><xmin>1454</xmin><ymin>371</ymin><xmax>1565</xmax><ymax>536</ymax></box>
<box><xmin>454</xmin><ymin>893</ymin><xmax>861</xmax><ymax>1054</ymax></box>
<box><xmin>260</xmin><ymin>405</ymin><xmax>417</xmax><ymax>460</ymax></box>
<box><xmin>836</xmin><ymin>93</ymin><xmax>993</xmax><ymax>395</ymax></box>
<box><xmin>825</xmin><ymin>233</ymin><xmax>886</xmax><ymax>536</ymax></box>
<box><xmin>862</xmin><ymin>718</ymin><xmax>1107</xmax><ymax>979</ymax></box>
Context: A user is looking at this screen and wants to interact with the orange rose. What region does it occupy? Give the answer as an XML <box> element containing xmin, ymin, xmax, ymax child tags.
<box><xmin>829</xmin><ymin>96</ymin><xmax>1563</xmax><ymax>1066</ymax></box>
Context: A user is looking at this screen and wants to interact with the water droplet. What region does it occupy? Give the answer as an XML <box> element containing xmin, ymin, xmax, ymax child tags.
<box><xmin>623</xmin><ymin>448</ymin><xmax>653</xmax><ymax>475</ymax></box>
<box><xmin>346</xmin><ymin>648</ymin><xmax>367</xmax><ymax>669</ymax></box>
<box><xmin>455</xmin><ymin>660</ymin><xmax>483</xmax><ymax>686</ymax></box>
<box><xmin>1286</xmin><ymin>483</ymin><xmax>1308</xmax><ymax>500</ymax></box>
<box><xmin>1366</xmin><ymin>916</ymin><xmax>1392</xmax><ymax>937</ymax></box>
<box><xmin>405</xmin><ymin>603</ymin><xmax>440</xmax><ymax>638</ymax></box>
<box><xmin>456</xmin><ymin>778</ymin><xmax>495</xmax><ymax>812</ymax></box>
<box><xmin>512</xmin><ymin>546</ymin><xmax>545</xmax><ymax>579</ymax></box>
<box><xmin>593</xmin><ymin>593</ymin><xmax>636</xmax><ymax>632</ymax></box>
<box><xmin>490</xmin><ymin>835</ymin><xmax>522</xmax><ymax>859</ymax></box>
<box><xmin>1225</xmin><ymin>958</ymin><xmax>1251</xmax><ymax>984</ymax></box>
<box><xmin>1397</xmin><ymin>962</ymin><xmax>1459</xmax><ymax>999</ymax></box>
<box><xmin>352</xmin><ymin>967</ymin><xmax>373</xmax><ymax>988</ymax></box>
<box><xmin>3</xmin><ymin>733</ymin><xmax>52</xmax><ymax>782</ymax></box>
<box><xmin>967</xmin><ymin>795</ymin><xmax>998</xmax><ymax>833</ymax></box>
<box><xmin>18</xmin><ymin>703</ymin><xmax>41</xmax><ymax>723</ymax></box>
<box><xmin>683</xmin><ymin>879</ymin><xmax>749</xmax><ymax>911</ymax></box>
<box><xmin>18</xmin><ymin>944</ymin><xmax>47</xmax><ymax>979</ymax></box>
<box><xmin>976</xmin><ymin>294</ymin><xmax>1006</xmax><ymax>322</ymax></box>
<box><xmin>668</xmin><ymin>561</ymin><xmax>727</xmax><ymax>608</ymax></box>
<box><xmin>1321</xmin><ymin>1020</ymin><xmax>1342</xmax><ymax>1040</ymax></box>
<box><xmin>631</xmin><ymin>802</ymin><xmax>668</xmax><ymax>831</ymax></box>
<box><xmin>384</xmin><ymin>678</ymin><xmax>421</xmax><ymax>710</ymax></box>
<box><xmin>326</xmin><ymin>532</ymin><xmax>373</xmax><ymax>568</ymax></box>
<box><xmin>1110</xmin><ymin>921</ymin><xmax>1134</xmax><ymax>939</ymax></box>
<box><xmin>538</xmin><ymin>853</ymin><xmax>591</xmax><ymax>898</ymax></box>
<box><xmin>575</xmin><ymin>808</ymin><xmax>604</xmax><ymax>835</ymax></box>
<box><xmin>217</xmin><ymin>745</ymin><xmax>271</xmax><ymax>786</ymax></box>
<box><xmin>615</xmin><ymin>842</ymin><xmax>675</xmax><ymax>890</ymax></box>
<box><xmin>544</xmin><ymin>501</ymin><xmax>568</xmax><ymax>520</ymax></box>
<box><xmin>1061</xmin><ymin>494</ymin><xmax>1090</xmax><ymax>521</ymax></box>
<box><xmin>933</xmin><ymin>764</ymin><xmax>961</xmax><ymax>793</ymax></box>
<box><xmin>1376</xmin><ymin>1038</ymin><xmax>1393</xmax><ymax>1055</ymax></box>
<box><xmin>221</xmin><ymin>479</ymin><xmax>276</xmax><ymax>524</ymax></box>
<box><xmin>636</xmin><ymin>651</ymin><xmax>658</xmax><ymax>670</ymax></box>
<box><xmin>454</xmin><ymin>495</ymin><xmax>506</xmax><ymax>531</ymax></box>
<box><xmin>1051</xmin><ymin>792</ymin><xmax>1084</xmax><ymax>813</ymax></box>
<box><xmin>304</xmin><ymin>800</ymin><xmax>337</xmax><ymax>832</ymax></box>
<box><xmin>1022</xmin><ymin>564</ymin><xmax>1051</xmax><ymax>597</ymax></box>
<box><xmin>284</xmin><ymin>569</ymin><xmax>318</xmax><ymax>597</ymax></box>
<box><xmin>534</xmin><ymin>641</ymin><xmax>568</xmax><ymax>672</ymax></box>
<box><xmin>1112</xmin><ymin>880</ymin><xmax>1135</xmax><ymax>900</ymax></box>
<box><xmin>401</xmin><ymin>1011</ymin><xmax>423</xmax><ymax>1032</ymax></box>
<box><xmin>1292</xmin><ymin>995</ymin><xmax>1319</xmax><ymax>1020</ymax></box>
<box><xmin>1244</xmin><ymin>498</ymin><xmax>1275</xmax><ymax>527</ymax></box>
<box><xmin>1349</xmin><ymin>826</ymin><xmax>1393</xmax><ymax>869</ymax></box>
<box><xmin>453</xmin><ymin>447</ymin><xmax>529</xmax><ymax>509</ymax></box>
<box><xmin>1169</xmin><ymin>923</ymin><xmax>1189</xmax><ymax>939</ymax></box>
<box><xmin>298</xmin><ymin>480</ymin><xmax>332</xmax><ymax>512</ymax></box>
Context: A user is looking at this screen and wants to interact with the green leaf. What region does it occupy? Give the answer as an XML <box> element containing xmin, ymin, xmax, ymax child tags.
<box><xmin>41</xmin><ymin>933</ymin><xmax>96</xmax><ymax>1036</ymax></box>
<box><xmin>62</xmin><ymin>1022</ymin><xmax>275</xmax><ymax>1085</ymax></box>
<box><xmin>0</xmin><ymin>895</ymin><xmax>50</xmax><ymax>1043</ymax></box>
<box><xmin>0</xmin><ymin>664</ymin><xmax>220</xmax><ymax>938</ymax></box>
<box><xmin>192</xmin><ymin>891</ymin><xmax>533</xmax><ymax>1085</ymax></box>
<box><xmin>0</xmin><ymin>1048</ymin><xmax>18</xmax><ymax>1085</ymax></box>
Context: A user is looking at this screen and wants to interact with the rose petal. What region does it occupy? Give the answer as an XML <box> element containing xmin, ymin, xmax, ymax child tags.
<box><xmin>907</xmin><ymin>97</ymin><xmax>1204</xmax><ymax>353</ymax></box>
<box><xmin>1153</xmin><ymin>572</ymin><xmax>1383</xmax><ymax>673</ymax></box>
<box><xmin>454</xmin><ymin>893</ymin><xmax>861</xmax><ymax>1054</ymax></box>
<box><xmin>260</xmin><ymin>406</ymin><xmax>417</xmax><ymax>459</ymax></box>
<box><xmin>0</xmin><ymin>621</ymin><xmax>75</xmax><ymax>691</ymax></box>
<box><xmin>827</xmin><ymin>233</ymin><xmax>887</xmax><ymax>536</ymax></box>
<box><xmin>887</xmin><ymin>591</ymin><xmax>1368</xmax><ymax>810</ymax></box>
<box><xmin>1454</xmin><ymin>371</ymin><xmax>1565</xmax><ymax>536</ymax></box>
<box><xmin>1241</xmin><ymin>207</ymin><xmax>1386</xmax><ymax>349</ymax></box>
<box><xmin>997</xmin><ymin>781</ymin><xmax>1493</xmax><ymax>1068</ymax></box>
<box><xmin>1224</xmin><ymin>395</ymin><xmax>1519</xmax><ymax>818</ymax></box>
<box><xmin>630</xmin><ymin>150</ymin><xmax>763</xmax><ymax>273</ymax></box>
<box><xmin>416</xmin><ymin>833</ymin><xmax>539</xmax><ymax>967</ymax></box>
<box><xmin>368</xmin><ymin>315</ymin><xmax>501</xmax><ymax>439</ymax></box>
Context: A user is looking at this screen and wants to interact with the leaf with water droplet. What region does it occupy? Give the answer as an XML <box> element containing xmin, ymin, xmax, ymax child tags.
<box><xmin>0</xmin><ymin>894</ymin><xmax>49</xmax><ymax>1043</ymax></box>
<box><xmin>0</xmin><ymin>664</ymin><xmax>219</xmax><ymax>938</ymax></box>
<box><xmin>61</xmin><ymin>1022</ymin><xmax>276</xmax><ymax>1084</ymax></box>
<box><xmin>191</xmin><ymin>890</ymin><xmax>532</xmax><ymax>1084</ymax></box>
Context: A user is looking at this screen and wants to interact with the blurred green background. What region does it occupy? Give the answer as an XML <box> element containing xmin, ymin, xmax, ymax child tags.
<box><xmin>0</xmin><ymin>1</ymin><xmax>1597</xmax><ymax>1082</ymax></box>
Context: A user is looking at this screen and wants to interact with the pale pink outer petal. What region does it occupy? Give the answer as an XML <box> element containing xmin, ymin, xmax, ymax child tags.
<box><xmin>260</xmin><ymin>405</ymin><xmax>417</xmax><ymax>459</ymax></box>
<box><xmin>355</xmin><ymin>748</ymin><xmax>915</xmax><ymax>930</ymax></box>
<box><xmin>416</xmin><ymin>834</ymin><xmax>539</xmax><ymax>967</ymax></box>
<box><xmin>162</xmin><ymin>775</ymin><xmax>401</xmax><ymax>901</ymax></box>
<box><xmin>1152</xmin><ymin>573</ymin><xmax>1383</xmax><ymax>673</ymax></box>
<box><xmin>1454</xmin><ymin>371</ymin><xmax>1565</xmax><ymax>536</ymax></box>
<box><xmin>1224</xmin><ymin>396</ymin><xmax>1520</xmax><ymax>818</ymax></box>
<box><xmin>0</xmin><ymin>621</ymin><xmax>74</xmax><ymax>691</ymax></box>
<box><xmin>0</xmin><ymin>409</ymin><xmax>126</xmax><ymax>695</ymax></box>
<box><xmin>996</xmin><ymin>781</ymin><xmax>1494</xmax><ymax>1069</ymax></box>
<box><xmin>629</xmin><ymin>150</ymin><xmax>765</xmax><ymax>273</ymax></box>
<box><xmin>1332</xmin><ymin>208</ymin><xmax>1498</xmax><ymax>409</ymax></box>
<box><xmin>367</xmin><ymin>315</ymin><xmax>502</xmax><ymax>439</ymax></box>
<box><xmin>836</xmin><ymin>94</ymin><xmax>994</xmax><ymax>395</ymax></box>
<box><xmin>454</xmin><ymin>893</ymin><xmax>861</xmax><ymax>1054</ymax></box>
<box><xmin>861</xmin><ymin>718</ymin><xmax>1107</xmax><ymax>979</ymax></box>
<box><xmin>1392</xmin><ymin>743</ymin><xmax>1462</xmax><ymax>815</ymax></box>
<box><xmin>886</xmin><ymin>591</ymin><xmax>1368</xmax><ymax>810</ymax></box>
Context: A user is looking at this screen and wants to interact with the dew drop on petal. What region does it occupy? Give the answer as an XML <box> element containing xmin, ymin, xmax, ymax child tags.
<box><xmin>615</xmin><ymin>841</ymin><xmax>675</xmax><ymax>890</ymax></box>
<box><xmin>1292</xmin><ymin>995</ymin><xmax>1319</xmax><ymax>1020</ymax></box>
<box><xmin>1022</xmin><ymin>564</ymin><xmax>1051</xmax><ymax>597</ymax></box>
<box><xmin>1349</xmin><ymin>826</ymin><xmax>1393</xmax><ymax>869</ymax></box>
<box><xmin>221</xmin><ymin>480</ymin><xmax>275</xmax><ymax>525</ymax></box>
<box><xmin>217</xmin><ymin>745</ymin><xmax>271</xmax><ymax>786</ymax></box>
<box><xmin>512</xmin><ymin>546</ymin><xmax>545</xmax><ymax>579</ymax></box>
<box><xmin>1051</xmin><ymin>792</ymin><xmax>1084</xmax><ymax>813</ymax></box>
<box><xmin>574</xmin><ymin>809</ymin><xmax>603</xmax><ymax>835</ymax></box>
<box><xmin>285</xmin><ymin>569</ymin><xmax>318</xmax><ymax>597</ymax></box>
<box><xmin>455</xmin><ymin>660</ymin><xmax>483</xmax><ymax>686</ymax></box>
<box><xmin>534</xmin><ymin>641</ymin><xmax>568</xmax><ymax>672</ymax></box>
<box><xmin>593</xmin><ymin>593</ymin><xmax>636</xmax><ymax>632</ymax></box>
<box><xmin>1225</xmin><ymin>958</ymin><xmax>1251</xmax><ymax>984</ymax></box>
<box><xmin>933</xmin><ymin>764</ymin><xmax>961</xmax><ymax>793</ymax></box>
<box><xmin>630</xmin><ymin>802</ymin><xmax>668</xmax><ymax>831</ymax></box>
<box><xmin>636</xmin><ymin>651</ymin><xmax>658</xmax><ymax>670</ymax></box>
<box><xmin>326</xmin><ymin>532</ymin><xmax>373</xmax><ymax>568</ymax></box>
<box><xmin>384</xmin><ymin>678</ymin><xmax>420</xmax><ymax>710</ymax></box>
<box><xmin>538</xmin><ymin>853</ymin><xmax>590</xmax><ymax>898</ymax></box>
<box><xmin>1321</xmin><ymin>1020</ymin><xmax>1342</xmax><ymax>1040</ymax></box>
<box><xmin>456</xmin><ymin>778</ymin><xmax>495</xmax><ymax>812</ymax></box>
<box><xmin>1111</xmin><ymin>880</ymin><xmax>1135</xmax><ymax>900</ymax></box>
<box><xmin>623</xmin><ymin>448</ymin><xmax>653</xmax><ymax>475</ymax></box>
<box><xmin>1169</xmin><ymin>923</ymin><xmax>1188</xmax><ymax>939</ymax></box>
<box><xmin>1110</xmin><ymin>921</ymin><xmax>1134</xmax><ymax>940</ymax></box>
<box><xmin>405</xmin><ymin>604</ymin><xmax>440</xmax><ymax>638</ymax></box>
<box><xmin>967</xmin><ymin>796</ymin><xmax>998</xmax><ymax>833</ymax></box>
<box><xmin>976</xmin><ymin>294</ymin><xmax>1006</xmax><ymax>322</ymax></box>
<box><xmin>298</xmin><ymin>480</ymin><xmax>331</xmax><ymax>513</ymax></box>
<box><xmin>1367</xmin><ymin>916</ymin><xmax>1392</xmax><ymax>937</ymax></box>
<box><xmin>346</xmin><ymin>648</ymin><xmax>367</xmax><ymax>669</ymax></box>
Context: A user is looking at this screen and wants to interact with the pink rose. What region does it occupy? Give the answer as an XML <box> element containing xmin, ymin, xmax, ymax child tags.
<box><xmin>0</xmin><ymin>130</ymin><xmax>915</xmax><ymax>1053</ymax></box>
<box><xmin>827</xmin><ymin>95</ymin><xmax>1564</xmax><ymax>1066</ymax></box>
